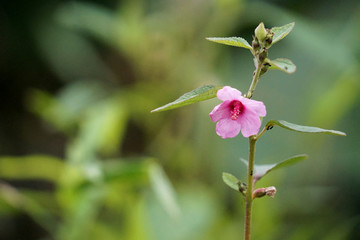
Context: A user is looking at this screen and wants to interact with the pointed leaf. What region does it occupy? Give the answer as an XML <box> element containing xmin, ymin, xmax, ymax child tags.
<box><xmin>265</xmin><ymin>58</ymin><xmax>296</xmax><ymax>74</ymax></box>
<box><xmin>241</xmin><ymin>154</ymin><xmax>308</xmax><ymax>182</ymax></box>
<box><xmin>151</xmin><ymin>85</ymin><xmax>222</xmax><ymax>113</ymax></box>
<box><xmin>222</xmin><ymin>172</ymin><xmax>247</xmax><ymax>195</ymax></box>
<box><xmin>206</xmin><ymin>37</ymin><xmax>252</xmax><ymax>50</ymax></box>
<box><xmin>266</xmin><ymin>120</ymin><xmax>346</xmax><ymax>136</ymax></box>
<box><xmin>271</xmin><ymin>22</ymin><xmax>295</xmax><ymax>45</ymax></box>
<box><xmin>222</xmin><ymin>172</ymin><xmax>240</xmax><ymax>192</ymax></box>
<box><xmin>269</xmin><ymin>154</ymin><xmax>308</xmax><ymax>172</ymax></box>
<box><xmin>254</xmin><ymin>154</ymin><xmax>308</xmax><ymax>182</ymax></box>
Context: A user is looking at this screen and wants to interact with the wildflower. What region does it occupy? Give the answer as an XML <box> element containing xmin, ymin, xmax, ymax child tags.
<box><xmin>209</xmin><ymin>86</ymin><xmax>266</xmax><ymax>138</ymax></box>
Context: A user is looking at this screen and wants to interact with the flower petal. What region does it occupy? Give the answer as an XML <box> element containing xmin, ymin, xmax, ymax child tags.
<box><xmin>216</xmin><ymin>118</ymin><xmax>242</xmax><ymax>138</ymax></box>
<box><xmin>217</xmin><ymin>86</ymin><xmax>242</xmax><ymax>101</ymax></box>
<box><xmin>238</xmin><ymin>109</ymin><xmax>261</xmax><ymax>137</ymax></box>
<box><xmin>241</xmin><ymin>98</ymin><xmax>267</xmax><ymax>117</ymax></box>
<box><xmin>209</xmin><ymin>101</ymin><xmax>231</xmax><ymax>122</ymax></box>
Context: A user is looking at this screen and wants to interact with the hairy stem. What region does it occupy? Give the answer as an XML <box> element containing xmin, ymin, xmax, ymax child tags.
<box><xmin>255</xmin><ymin>123</ymin><xmax>270</xmax><ymax>140</ymax></box>
<box><xmin>244</xmin><ymin>136</ymin><xmax>257</xmax><ymax>240</ymax></box>
<box><xmin>245</xmin><ymin>62</ymin><xmax>263</xmax><ymax>99</ymax></box>
<box><xmin>244</xmin><ymin>45</ymin><xmax>267</xmax><ymax>239</ymax></box>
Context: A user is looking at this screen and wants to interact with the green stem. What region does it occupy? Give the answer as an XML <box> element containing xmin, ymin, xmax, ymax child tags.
<box><xmin>245</xmin><ymin>62</ymin><xmax>263</xmax><ymax>99</ymax></box>
<box><xmin>243</xmin><ymin>47</ymin><xmax>267</xmax><ymax>239</ymax></box>
<box><xmin>244</xmin><ymin>136</ymin><xmax>257</xmax><ymax>240</ymax></box>
<box><xmin>255</xmin><ymin>123</ymin><xmax>269</xmax><ymax>140</ymax></box>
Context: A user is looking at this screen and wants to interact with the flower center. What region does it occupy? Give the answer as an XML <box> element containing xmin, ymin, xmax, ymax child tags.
<box><xmin>230</xmin><ymin>101</ymin><xmax>243</xmax><ymax>120</ymax></box>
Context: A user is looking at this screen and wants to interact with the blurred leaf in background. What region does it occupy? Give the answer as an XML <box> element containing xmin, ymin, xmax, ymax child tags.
<box><xmin>0</xmin><ymin>0</ymin><xmax>359</xmax><ymax>239</ymax></box>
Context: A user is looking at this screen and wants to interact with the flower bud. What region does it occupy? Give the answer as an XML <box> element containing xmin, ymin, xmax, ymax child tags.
<box><xmin>252</xmin><ymin>188</ymin><xmax>266</xmax><ymax>199</ymax></box>
<box><xmin>255</xmin><ymin>22</ymin><xmax>267</xmax><ymax>44</ymax></box>
<box><xmin>252</xmin><ymin>186</ymin><xmax>277</xmax><ymax>199</ymax></box>
<box><xmin>264</xmin><ymin>31</ymin><xmax>274</xmax><ymax>48</ymax></box>
<box><xmin>252</xmin><ymin>39</ymin><xmax>260</xmax><ymax>52</ymax></box>
<box><xmin>265</xmin><ymin>186</ymin><xmax>277</xmax><ymax>198</ymax></box>
<box><xmin>238</xmin><ymin>182</ymin><xmax>247</xmax><ymax>196</ymax></box>
<box><xmin>258</xmin><ymin>49</ymin><xmax>268</xmax><ymax>62</ymax></box>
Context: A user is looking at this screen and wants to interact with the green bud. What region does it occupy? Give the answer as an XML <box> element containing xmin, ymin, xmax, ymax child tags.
<box><xmin>264</xmin><ymin>31</ymin><xmax>274</xmax><ymax>48</ymax></box>
<box><xmin>260</xmin><ymin>66</ymin><xmax>268</xmax><ymax>76</ymax></box>
<box><xmin>252</xmin><ymin>39</ymin><xmax>260</xmax><ymax>51</ymax></box>
<box><xmin>255</xmin><ymin>22</ymin><xmax>267</xmax><ymax>44</ymax></box>
<box><xmin>258</xmin><ymin>49</ymin><xmax>268</xmax><ymax>62</ymax></box>
<box><xmin>238</xmin><ymin>182</ymin><xmax>247</xmax><ymax>196</ymax></box>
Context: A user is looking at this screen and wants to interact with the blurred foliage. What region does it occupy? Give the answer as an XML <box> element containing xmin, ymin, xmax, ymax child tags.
<box><xmin>0</xmin><ymin>0</ymin><xmax>360</xmax><ymax>239</ymax></box>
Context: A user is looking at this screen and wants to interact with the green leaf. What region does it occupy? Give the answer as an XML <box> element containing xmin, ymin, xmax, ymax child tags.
<box><xmin>271</xmin><ymin>22</ymin><xmax>295</xmax><ymax>45</ymax></box>
<box><xmin>151</xmin><ymin>85</ymin><xmax>222</xmax><ymax>113</ymax></box>
<box><xmin>266</xmin><ymin>120</ymin><xmax>346</xmax><ymax>136</ymax></box>
<box><xmin>103</xmin><ymin>158</ymin><xmax>149</xmax><ymax>183</ymax></box>
<box><xmin>255</xmin><ymin>154</ymin><xmax>308</xmax><ymax>182</ymax></box>
<box><xmin>268</xmin><ymin>154</ymin><xmax>308</xmax><ymax>173</ymax></box>
<box><xmin>308</xmin><ymin>69</ymin><xmax>359</xmax><ymax>128</ymax></box>
<box><xmin>222</xmin><ymin>172</ymin><xmax>240</xmax><ymax>192</ymax></box>
<box><xmin>265</xmin><ymin>58</ymin><xmax>296</xmax><ymax>74</ymax></box>
<box><xmin>67</xmin><ymin>95</ymin><xmax>129</xmax><ymax>164</ymax></box>
<box><xmin>206</xmin><ymin>37</ymin><xmax>252</xmax><ymax>50</ymax></box>
<box><xmin>146</xmin><ymin>187</ymin><xmax>218</xmax><ymax>240</ymax></box>
<box><xmin>0</xmin><ymin>155</ymin><xmax>64</xmax><ymax>182</ymax></box>
<box><xmin>149</xmin><ymin>163</ymin><xmax>180</xmax><ymax>219</ymax></box>
<box><xmin>0</xmin><ymin>182</ymin><xmax>57</xmax><ymax>233</ymax></box>
<box><xmin>57</xmin><ymin>187</ymin><xmax>105</xmax><ymax>240</ymax></box>
<box><xmin>240</xmin><ymin>154</ymin><xmax>308</xmax><ymax>182</ymax></box>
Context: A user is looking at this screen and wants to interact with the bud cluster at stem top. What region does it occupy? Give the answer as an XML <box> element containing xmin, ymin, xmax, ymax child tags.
<box><xmin>253</xmin><ymin>22</ymin><xmax>274</xmax><ymax>50</ymax></box>
<box><xmin>250</xmin><ymin>22</ymin><xmax>274</xmax><ymax>79</ymax></box>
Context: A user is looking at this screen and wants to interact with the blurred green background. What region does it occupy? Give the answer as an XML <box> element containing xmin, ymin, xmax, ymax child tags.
<box><xmin>1</xmin><ymin>0</ymin><xmax>360</xmax><ymax>239</ymax></box>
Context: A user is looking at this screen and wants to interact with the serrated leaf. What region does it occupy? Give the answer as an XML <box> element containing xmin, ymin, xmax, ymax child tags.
<box><xmin>206</xmin><ymin>37</ymin><xmax>252</xmax><ymax>50</ymax></box>
<box><xmin>271</xmin><ymin>22</ymin><xmax>295</xmax><ymax>45</ymax></box>
<box><xmin>240</xmin><ymin>154</ymin><xmax>308</xmax><ymax>182</ymax></box>
<box><xmin>222</xmin><ymin>172</ymin><xmax>240</xmax><ymax>192</ymax></box>
<box><xmin>266</xmin><ymin>120</ymin><xmax>346</xmax><ymax>136</ymax></box>
<box><xmin>151</xmin><ymin>85</ymin><xmax>222</xmax><ymax>113</ymax></box>
<box><xmin>266</xmin><ymin>58</ymin><xmax>296</xmax><ymax>74</ymax></box>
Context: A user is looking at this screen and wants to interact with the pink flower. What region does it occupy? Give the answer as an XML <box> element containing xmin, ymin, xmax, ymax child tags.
<box><xmin>209</xmin><ymin>86</ymin><xmax>266</xmax><ymax>138</ymax></box>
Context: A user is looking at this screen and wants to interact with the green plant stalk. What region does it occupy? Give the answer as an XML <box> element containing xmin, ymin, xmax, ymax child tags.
<box><xmin>244</xmin><ymin>136</ymin><xmax>256</xmax><ymax>240</ymax></box>
<box><xmin>245</xmin><ymin>62</ymin><xmax>263</xmax><ymax>98</ymax></box>
<box><xmin>255</xmin><ymin>124</ymin><xmax>270</xmax><ymax>141</ymax></box>
<box><xmin>244</xmin><ymin>50</ymin><xmax>265</xmax><ymax>239</ymax></box>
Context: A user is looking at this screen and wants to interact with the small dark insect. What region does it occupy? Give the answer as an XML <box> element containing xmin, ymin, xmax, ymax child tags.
<box><xmin>267</xmin><ymin>125</ymin><xmax>273</xmax><ymax>130</ymax></box>
<box><xmin>284</xmin><ymin>66</ymin><xmax>288</xmax><ymax>70</ymax></box>
<box><xmin>250</xmin><ymin>170</ymin><xmax>253</xmax><ymax>176</ymax></box>
<box><xmin>264</xmin><ymin>63</ymin><xmax>271</xmax><ymax>67</ymax></box>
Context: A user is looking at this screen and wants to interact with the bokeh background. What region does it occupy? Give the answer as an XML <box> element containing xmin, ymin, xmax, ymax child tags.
<box><xmin>1</xmin><ymin>0</ymin><xmax>360</xmax><ymax>239</ymax></box>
